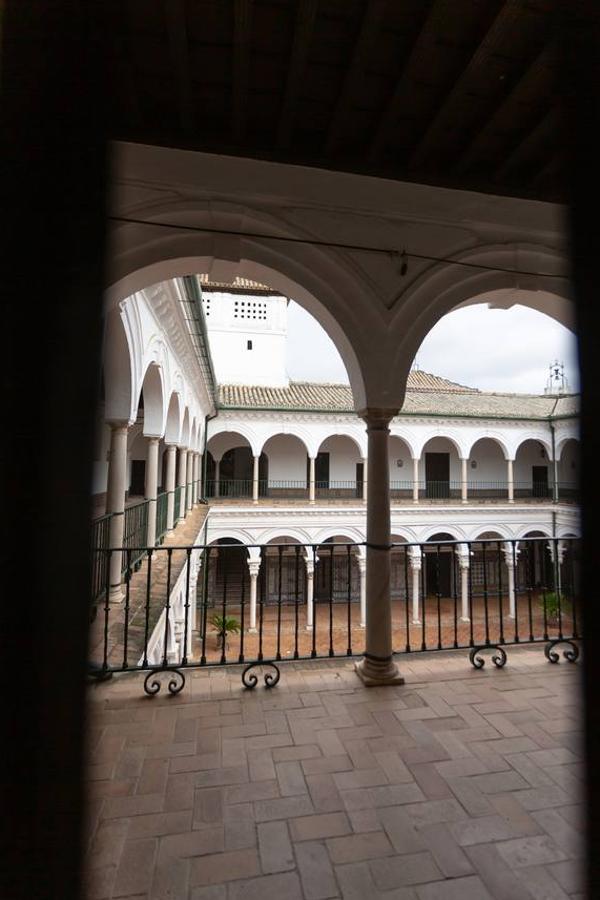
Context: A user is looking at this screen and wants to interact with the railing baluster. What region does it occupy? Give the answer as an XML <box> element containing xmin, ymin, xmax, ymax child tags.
<box><xmin>122</xmin><ymin>548</ymin><xmax>132</xmax><ymax>670</ymax></box>
<box><xmin>346</xmin><ymin>545</ymin><xmax>352</xmax><ymax>656</ymax></box>
<box><xmin>497</xmin><ymin>540</ymin><xmax>504</xmax><ymax>645</ymax></box>
<box><xmin>220</xmin><ymin>545</ymin><xmax>228</xmax><ymax>664</ymax></box>
<box><xmin>142</xmin><ymin>549</ymin><xmax>153</xmax><ymax>668</ymax></box>
<box><xmin>526</xmin><ymin>543</ymin><xmax>534</xmax><ymax>642</ymax></box>
<box><xmin>468</xmin><ymin>542</ymin><xmax>474</xmax><ymax>647</ymax></box>
<box><xmin>294</xmin><ymin>545</ymin><xmax>300</xmax><ymax>660</ymax></box>
<box><xmin>258</xmin><ymin>550</ymin><xmax>265</xmax><ymax>662</ymax></box>
<box><xmin>452</xmin><ymin>550</ymin><xmax>458</xmax><ymax>649</ymax></box>
<box><xmin>403</xmin><ymin>544</ymin><xmax>410</xmax><ymax>653</ymax></box>
<box><xmin>200</xmin><ymin>547</ymin><xmax>210</xmax><ymax>665</ymax></box>
<box><xmin>102</xmin><ymin>550</ymin><xmax>111</xmax><ymax>673</ymax></box>
<box><xmin>420</xmin><ymin>549</ymin><xmax>427</xmax><ymax>651</ymax></box>
<box><xmin>182</xmin><ymin>548</ymin><xmax>192</xmax><ymax>665</ymax></box>
<box><xmin>311</xmin><ymin>545</ymin><xmax>317</xmax><ymax>659</ymax></box>
<box><xmin>329</xmin><ymin>543</ymin><xmax>334</xmax><ymax>657</ymax></box>
<box><xmin>276</xmin><ymin>546</ymin><xmax>283</xmax><ymax>662</ymax></box>
<box><xmin>238</xmin><ymin>549</ymin><xmax>246</xmax><ymax>664</ymax></box>
<box><xmin>482</xmin><ymin>542</ymin><xmax>490</xmax><ymax>646</ymax></box>
<box><xmin>162</xmin><ymin>549</ymin><xmax>173</xmax><ymax>668</ymax></box>
<box><xmin>435</xmin><ymin>544</ymin><xmax>442</xmax><ymax>650</ymax></box>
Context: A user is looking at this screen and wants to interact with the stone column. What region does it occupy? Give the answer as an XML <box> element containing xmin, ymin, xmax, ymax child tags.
<box><xmin>461</xmin><ymin>458</ymin><xmax>468</xmax><ymax>504</ymax></box>
<box><xmin>186</xmin><ymin>450</ymin><xmax>194</xmax><ymax>510</ymax></box>
<box><xmin>408</xmin><ymin>546</ymin><xmax>422</xmax><ymax>624</ymax></box>
<box><xmin>507</xmin><ymin>458</ymin><xmax>514</xmax><ymax>503</ymax></box>
<box><xmin>412</xmin><ymin>457</ymin><xmax>419</xmax><ymax>503</ymax></box>
<box><xmin>355</xmin><ymin>409</ymin><xmax>404</xmax><ymax>686</ymax></box>
<box><xmin>106</xmin><ymin>422</ymin><xmax>129</xmax><ymax>602</ymax></box>
<box><xmin>248</xmin><ymin>555</ymin><xmax>260</xmax><ymax>632</ymax></box>
<box><xmin>308</xmin><ymin>456</ymin><xmax>315</xmax><ymax>503</ymax></box>
<box><xmin>192</xmin><ymin>452</ymin><xmax>199</xmax><ymax>504</ymax></box>
<box><xmin>165</xmin><ymin>443</ymin><xmax>177</xmax><ymax>531</ymax></box>
<box><xmin>503</xmin><ymin>543</ymin><xmax>520</xmax><ymax>618</ymax></box>
<box><xmin>145</xmin><ymin>436</ymin><xmax>160</xmax><ymax>548</ymax></box>
<box><xmin>252</xmin><ymin>455</ymin><xmax>260</xmax><ymax>503</ymax></box>
<box><xmin>177</xmin><ymin>447</ymin><xmax>187</xmax><ymax>521</ymax></box>
<box><xmin>357</xmin><ymin>554</ymin><xmax>367</xmax><ymax>628</ymax></box>
<box><xmin>456</xmin><ymin>545</ymin><xmax>470</xmax><ymax>621</ymax></box>
<box><xmin>214</xmin><ymin>458</ymin><xmax>221</xmax><ymax>498</ymax></box>
<box><xmin>362</xmin><ymin>458</ymin><xmax>368</xmax><ymax>503</ymax></box>
<box><xmin>304</xmin><ymin>551</ymin><xmax>315</xmax><ymax>630</ymax></box>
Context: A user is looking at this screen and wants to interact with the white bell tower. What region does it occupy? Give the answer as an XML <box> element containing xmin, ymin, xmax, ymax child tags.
<box><xmin>201</xmin><ymin>281</ymin><xmax>289</xmax><ymax>387</ymax></box>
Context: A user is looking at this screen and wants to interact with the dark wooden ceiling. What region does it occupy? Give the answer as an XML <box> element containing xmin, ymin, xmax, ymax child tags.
<box><xmin>107</xmin><ymin>0</ymin><xmax>564</xmax><ymax>202</ymax></box>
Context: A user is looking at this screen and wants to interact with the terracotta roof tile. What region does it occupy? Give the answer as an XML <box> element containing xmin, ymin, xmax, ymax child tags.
<box><xmin>217</xmin><ymin>372</ymin><xmax>579</xmax><ymax>420</ymax></box>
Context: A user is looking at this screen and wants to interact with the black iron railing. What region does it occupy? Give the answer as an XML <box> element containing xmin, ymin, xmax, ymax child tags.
<box><xmin>88</xmin><ymin>536</ymin><xmax>581</xmax><ymax>695</ymax></box>
<box><xmin>91</xmin><ymin>513</ymin><xmax>111</xmax><ymax>600</ymax></box>
<box><xmin>156</xmin><ymin>492</ymin><xmax>168</xmax><ymax>544</ymax></box>
<box><xmin>122</xmin><ymin>500</ymin><xmax>149</xmax><ymax>571</ymax></box>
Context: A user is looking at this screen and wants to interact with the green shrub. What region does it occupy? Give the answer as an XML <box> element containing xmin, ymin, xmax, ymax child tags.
<box><xmin>541</xmin><ymin>592</ymin><xmax>571</xmax><ymax>620</ymax></box>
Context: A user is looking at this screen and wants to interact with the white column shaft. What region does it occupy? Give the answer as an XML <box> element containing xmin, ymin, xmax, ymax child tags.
<box><xmin>214</xmin><ymin>459</ymin><xmax>220</xmax><ymax>498</ymax></box>
<box><xmin>507</xmin><ymin>458</ymin><xmax>514</xmax><ymax>503</ymax></box>
<box><xmin>507</xmin><ymin>563</ymin><xmax>516</xmax><ymax>618</ymax></box>
<box><xmin>356</xmin><ymin>411</ymin><xmax>403</xmax><ymax>685</ymax></box>
<box><xmin>461</xmin><ymin>458</ymin><xmax>468</xmax><ymax>503</ymax></box>
<box><xmin>187</xmin><ymin>450</ymin><xmax>194</xmax><ymax>510</ymax></box>
<box><xmin>309</xmin><ymin>456</ymin><xmax>315</xmax><ymax>503</ymax></box>
<box><xmin>249</xmin><ymin>572</ymin><xmax>258</xmax><ymax>631</ymax></box>
<box><xmin>165</xmin><ymin>444</ymin><xmax>177</xmax><ymax>531</ymax></box>
<box><xmin>460</xmin><ymin>566</ymin><xmax>470</xmax><ymax>621</ymax></box>
<box><xmin>359</xmin><ymin>562</ymin><xmax>366</xmax><ymax>627</ymax></box>
<box><xmin>177</xmin><ymin>448</ymin><xmax>187</xmax><ymax>520</ymax></box>
<box><xmin>412</xmin><ymin>457</ymin><xmax>419</xmax><ymax>503</ymax></box>
<box><xmin>362</xmin><ymin>459</ymin><xmax>368</xmax><ymax>503</ymax></box>
<box><xmin>252</xmin><ymin>455</ymin><xmax>259</xmax><ymax>502</ymax></box>
<box><xmin>411</xmin><ymin>565</ymin><xmax>420</xmax><ymax>624</ymax></box>
<box><xmin>306</xmin><ymin>572</ymin><xmax>314</xmax><ymax>629</ymax></box>
<box><xmin>145</xmin><ymin>437</ymin><xmax>160</xmax><ymax>548</ymax></box>
<box><xmin>106</xmin><ymin>423</ymin><xmax>129</xmax><ymax>601</ymax></box>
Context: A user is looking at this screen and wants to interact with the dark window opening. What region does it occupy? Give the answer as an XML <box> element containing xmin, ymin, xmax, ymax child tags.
<box><xmin>247</xmin><ymin>340</ymin><xmax>253</xmax><ymax>350</ymax></box>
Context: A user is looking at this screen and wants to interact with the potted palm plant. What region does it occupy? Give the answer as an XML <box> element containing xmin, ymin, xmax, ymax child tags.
<box><xmin>209</xmin><ymin>613</ymin><xmax>240</xmax><ymax>650</ymax></box>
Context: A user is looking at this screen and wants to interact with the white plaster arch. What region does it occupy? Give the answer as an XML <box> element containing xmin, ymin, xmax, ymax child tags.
<box><xmin>557</xmin><ymin>527</ymin><xmax>581</xmax><ymax>538</ymax></box>
<box><xmin>513</xmin><ymin>434</ymin><xmax>553</xmax><ymax>460</ymax></box>
<box><xmin>259</xmin><ymin>527</ymin><xmax>313</xmax><ymax>545</ymax></box>
<box><xmin>420</xmin><ymin>526</ymin><xmax>465</xmax><ymax>543</ymax></box>
<box><xmin>106</xmin><ymin>203</ymin><xmax>370</xmax><ymax>407</ymax></box>
<box><xmin>556</xmin><ymin>434</ymin><xmax>580</xmax><ymax>458</ymax></box>
<box><xmin>180</xmin><ymin>407</ymin><xmax>191</xmax><ymax>448</ymax></box>
<box><xmin>164</xmin><ymin>392</ymin><xmax>183</xmax><ymax>444</ymax></box>
<box><xmin>469</xmin><ymin>527</ymin><xmax>510</xmax><ymax>542</ymax></box>
<box><xmin>207</xmin><ymin>423</ymin><xmax>260</xmax><ymax>457</ymax></box>
<box><xmin>389</xmin><ymin>244</ymin><xmax>571</xmax><ymax>398</ymax></box>
<box><xmin>388</xmin><ymin>429</ymin><xmax>418</xmax><ymax>460</ymax></box>
<box><xmin>103</xmin><ymin>307</ymin><xmax>135</xmax><ymax>423</ymax></box>
<box><xmin>312</xmin><ymin>526</ymin><xmax>364</xmax><ymax>546</ymax></box>
<box><xmin>139</xmin><ymin>361</ymin><xmax>166</xmax><ymax>437</ymax></box>
<box><xmin>516</xmin><ymin>526</ymin><xmax>552</xmax><ymax>540</ymax></box>
<box><xmin>467</xmin><ymin>434</ymin><xmax>511</xmax><ymax>461</ymax></box>
<box><xmin>390</xmin><ymin>529</ymin><xmax>415</xmax><ymax>544</ymax></box>
<box><xmin>206</xmin><ymin>527</ymin><xmax>259</xmax><ymax>546</ymax></box>
<box><xmin>261</xmin><ymin>429</ymin><xmax>312</xmax><ymax>458</ymax></box>
<box><xmin>317</xmin><ymin>431</ymin><xmax>366</xmax><ymax>459</ymax></box>
<box><xmin>417</xmin><ymin>431</ymin><xmax>467</xmax><ymax>459</ymax></box>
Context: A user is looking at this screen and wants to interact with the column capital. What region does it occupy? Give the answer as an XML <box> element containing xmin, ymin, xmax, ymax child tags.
<box><xmin>359</xmin><ymin>408</ymin><xmax>398</xmax><ymax>429</ymax></box>
<box><xmin>247</xmin><ymin>559</ymin><xmax>261</xmax><ymax>577</ymax></box>
<box><xmin>146</xmin><ymin>434</ymin><xmax>161</xmax><ymax>444</ymax></box>
<box><xmin>106</xmin><ymin>419</ymin><xmax>129</xmax><ymax>432</ymax></box>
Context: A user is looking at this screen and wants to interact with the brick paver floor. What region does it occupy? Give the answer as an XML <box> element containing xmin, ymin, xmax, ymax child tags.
<box><xmin>86</xmin><ymin>646</ymin><xmax>584</xmax><ymax>899</ymax></box>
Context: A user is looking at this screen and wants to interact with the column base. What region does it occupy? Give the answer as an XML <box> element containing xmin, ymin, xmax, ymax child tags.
<box><xmin>354</xmin><ymin>655</ymin><xmax>404</xmax><ymax>687</ymax></box>
<box><xmin>306</xmin><ymin>624</ymin><xmax>313</xmax><ymax>631</ymax></box>
<box><xmin>248</xmin><ymin>627</ymin><xmax>257</xmax><ymax>634</ymax></box>
<box><xmin>461</xmin><ymin>499</ymin><xmax>468</xmax><ymax>504</ymax></box>
<box><xmin>412</xmin><ymin>618</ymin><xmax>421</xmax><ymax>625</ymax></box>
<box><xmin>460</xmin><ymin>616</ymin><xmax>470</xmax><ymax>623</ymax></box>
<box><xmin>109</xmin><ymin>585</ymin><xmax>124</xmax><ymax>604</ymax></box>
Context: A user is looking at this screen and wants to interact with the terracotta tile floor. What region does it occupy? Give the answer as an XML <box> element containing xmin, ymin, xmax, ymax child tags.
<box><xmin>86</xmin><ymin>646</ymin><xmax>584</xmax><ymax>899</ymax></box>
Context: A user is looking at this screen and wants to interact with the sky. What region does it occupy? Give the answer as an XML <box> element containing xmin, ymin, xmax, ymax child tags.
<box><xmin>286</xmin><ymin>301</ymin><xmax>580</xmax><ymax>395</ymax></box>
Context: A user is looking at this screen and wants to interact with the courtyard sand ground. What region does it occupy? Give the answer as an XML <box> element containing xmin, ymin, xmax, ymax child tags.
<box><xmin>86</xmin><ymin>646</ymin><xmax>584</xmax><ymax>899</ymax></box>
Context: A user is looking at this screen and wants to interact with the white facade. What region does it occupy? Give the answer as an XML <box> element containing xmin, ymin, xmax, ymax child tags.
<box><xmin>202</xmin><ymin>290</ymin><xmax>288</xmax><ymax>387</ymax></box>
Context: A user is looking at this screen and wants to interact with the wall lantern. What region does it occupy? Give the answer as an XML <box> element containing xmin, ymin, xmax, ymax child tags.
<box><xmin>396</xmin><ymin>459</ymin><xmax>404</xmax><ymax>467</ymax></box>
<box><xmin>471</xmin><ymin>460</ymin><xmax>477</xmax><ymax>469</ymax></box>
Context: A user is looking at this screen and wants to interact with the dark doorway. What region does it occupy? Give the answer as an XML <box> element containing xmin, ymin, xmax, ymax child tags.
<box><xmin>532</xmin><ymin>466</ymin><xmax>549</xmax><ymax>498</ymax></box>
<box><xmin>425</xmin><ymin>452</ymin><xmax>450</xmax><ymax>498</ymax></box>
<box><xmin>425</xmin><ymin>552</ymin><xmax>452</xmax><ymax>596</ymax></box>
<box><xmin>309</xmin><ymin>451</ymin><xmax>330</xmax><ymax>489</ymax></box>
<box><xmin>356</xmin><ymin>461</ymin><xmax>364</xmax><ymax>498</ymax></box>
<box><xmin>130</xmin><ymin>459</ymin><xmax>146</xmax><ymax>496</ymax></box>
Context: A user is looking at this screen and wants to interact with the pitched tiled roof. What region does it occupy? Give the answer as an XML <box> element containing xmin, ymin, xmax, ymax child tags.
<box><xmin>199</xmin><ymin>275</ymin><xmax>279</xmax><ymax>294</ymax></box>
<box><xmin>217</xmin><ymin>372</ymin><xmax>579</xmax><ymax>420</ymax></box>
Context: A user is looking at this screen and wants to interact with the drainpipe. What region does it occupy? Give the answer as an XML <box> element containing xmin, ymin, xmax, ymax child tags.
<box><xmin>550</xmin><ymin>421</ymin><xmax>559</xmax><ymax>503</ymax></box>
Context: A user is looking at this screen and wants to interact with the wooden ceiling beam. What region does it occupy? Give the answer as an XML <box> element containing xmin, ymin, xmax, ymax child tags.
<box><xmin>277</xmin><ymin>0</ymin><xmax>319</xmax><ymax>149</ymax></box>
<box><xmin>323</xmin><ymin>0</ymin><xmax>388</xmax><ymax>157</ymax></box>
<box><xmin>494</xmin><ymin>105</ymin><xmax>559</xmax><ymax>181</ymax></box>
<box><xmin>408</xmin><ymin>0</ymin><xmax>525</xmax><ymax>170</ymax></box>
<box><xmin>232</xmin><ymin>0</ymin><xmax>254</xmax><ymax>143</ymax></box>
<box><xmin>367</xmin><ymin>0</ymin><xmax>451</xmax><ymax>165</ymax></box>
<box><xmin>165</xmin><ymin>0</ymin><xmax>194</xmax><ymax>134</ymax></box>
<box><xmin>455</xmin><ymin>41</ymin><xmax>555</xmax><ymax>175</ymax></box>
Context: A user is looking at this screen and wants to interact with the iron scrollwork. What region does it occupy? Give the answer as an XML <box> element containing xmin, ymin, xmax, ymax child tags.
<box><xmin>469</xmin><ymin>645</ymin><xmax>507</xmax><ymax>669</ymax></box>
<box><xmin>242</xmin><ymin>661</ymin><xmax>281</xmax><ymax>689</ymax></box>
<box><xmin>144</xmin><ymin>667</ymin><xmax>186</xmax><ymax>696</ymax></box>
<box><xmin>544</xmin><ymin>639</ymin><xmax>580</xmax><ymax>664</ymax></box>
